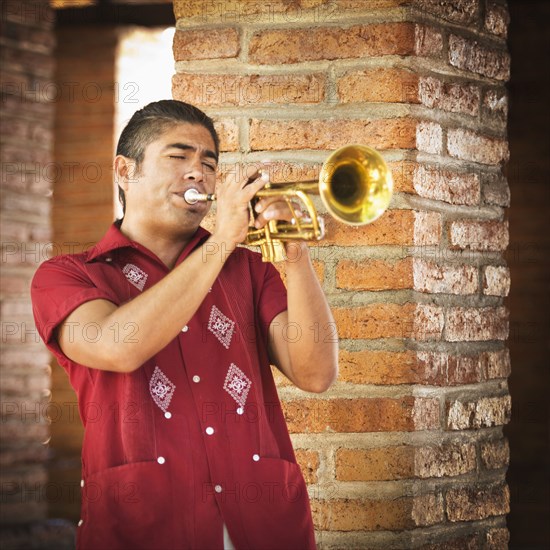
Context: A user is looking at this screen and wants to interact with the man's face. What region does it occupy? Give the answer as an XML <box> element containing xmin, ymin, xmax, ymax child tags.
<box><xmin>123</xmin><ymin>122</ymin><xmax>218</xmax><ymax>232</ymax></box>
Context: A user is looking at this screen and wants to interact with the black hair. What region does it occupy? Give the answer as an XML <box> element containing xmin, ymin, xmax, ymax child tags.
<box><xmin>115</xmin><ymin>100</ymin><xmax>220</xmax><ymax>215</ymax></box>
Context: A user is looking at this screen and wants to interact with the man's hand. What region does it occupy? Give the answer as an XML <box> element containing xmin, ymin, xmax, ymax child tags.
<box><xmin>213</xmin><ymin>168</ymin><xmax>268</xmax><ymax>249</ymax></box>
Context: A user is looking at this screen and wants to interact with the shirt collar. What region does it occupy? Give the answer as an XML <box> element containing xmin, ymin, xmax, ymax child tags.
<box><xmin>86</xmin><ymin>222</ymin><xmax>211</xmax><ymax>265</ymax></box>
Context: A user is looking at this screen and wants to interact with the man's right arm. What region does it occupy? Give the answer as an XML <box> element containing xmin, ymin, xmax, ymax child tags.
<box><xmin>55</xmin><ymin>172</ymin><xmax>267</xmax><ymax>373</ymax></box>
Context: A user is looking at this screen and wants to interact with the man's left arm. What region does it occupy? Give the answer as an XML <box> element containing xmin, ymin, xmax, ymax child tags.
<box><xmin>268</xmin><ymin>242</ymin><xmax>338</xmax><ymax>393</ymax></box>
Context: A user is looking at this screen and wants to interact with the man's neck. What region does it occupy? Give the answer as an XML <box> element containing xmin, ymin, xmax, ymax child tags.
<box><xmin>119</xmin><ymin>216</ymin><xmax>197</xmax><ymax>269</ymax></box>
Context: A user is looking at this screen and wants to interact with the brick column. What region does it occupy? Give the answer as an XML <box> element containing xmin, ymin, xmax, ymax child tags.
<box><xmin>172</xmin><ymin>1</ymin><xmax>511</xmax><ymax>547</ymax></box>
<box><xmin>1</xmin><ymin>0</ymin><xmax>56</xmax><ymax>538</ymax></box>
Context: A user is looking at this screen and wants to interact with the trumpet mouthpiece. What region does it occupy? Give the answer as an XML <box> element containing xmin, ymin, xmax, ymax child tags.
<box><xmin>183</xmin><ymin>188</ymin><xmax>215</xmax><ymax>204</ymax></box>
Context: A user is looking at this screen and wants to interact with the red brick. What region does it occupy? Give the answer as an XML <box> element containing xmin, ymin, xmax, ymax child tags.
<box><xmin>249</xmin><ymin>118</ymin><xmax>417</xmax><ymax>152</ymax></box>
<box><xmin>446</xmin><ymin>483</ymin><xmax>510</xmax><ymax>521</ymax></box>
<box><xmin>448</xmin><ymin>34</ymin><xmax>511</xmax><ymax>81</ymax></box>
<box><xmin>311</xmin><ymin>493</ymin><xmax>443</xmax><ymax>531</ymax></box>
<box><xmin>445</xmin><ymin>306</ymin><xmax>509</xmax><ymax>341</ymax></box>
<box><xmin>450</xmin><ymin>220</ymin><xmax>509</xmax><ymax>251</ymax></box>
<box><xmin>483</xmin><ymin>265</ymin><xmax>510</xmax><ymax>296</ymax></box>
<box><xmin>173</xmin><ymin>28</ymin><xmax>240</xmax><ymax>61</ymax></box>
<box><xmin>333</xmin><ymin>302</ymin><xmax>443</xmax><ymax>340</ymax></box>
<box><xmin>416</xmin><ymin>121</ymin><xmax>443</xmax><ymax>154</ymax></box>
<box><xmin>323</xmin><ymin>210</ymin><xmax>441</xmax><ymax>247</ymax></box>
<box><xmin>446</xmin><ymin>395</ymin><xmax>511</xmax><ymax>430</ymax></box>
<box><xmin>249</xmin><ymin>23</ymin><xmax>416</xmax><ymax>64</ymax></box>
<box><xmin>213</xmin><ymin>118</ymin><xmax>239</xmax><ymax>152</ymax></box>
<box><xmin>336</xmin><ymin>258</ymin><xmax>413</xmax><ymax>291</ymax></box>
<box><xmin>282</xmin><ymin>396</ymin><xmax>440</xmax><ymax>433</ymax></box>
<box><xmin>172</xmin><ymin>73</ymin><xmax>325</xmax><ymax>107</ymax></box>
<box><xmin>338</xmin><ymin>68</ymin><xmax>420</xmax><ymax>104</ymax></box>
<box><xmin>447</xmin><ymin>128</ymin><xmax>509</xmax><ymax>165</ymax></box>
<box><xmin>335</xmin><ymin>443</ymin><xmax>475</xmax><ymax>481</ymax></box>
<box><xmin>419</xmin><ymin>76</ymin><xmax>480</xmax><ymax>116</ymax></box>
<box><xmin>295</xmin><ymin>449</ymin><xmax>319</xmax><ymax>484</ymax></box>
<box><xmin>413</xmin><ymin>164</ymin><xmax>480</xmax><ymax>205</ymax></box>
<box><xmin>413</xmin><ymin>259</ymin><xmax>478</xmax><ymax>294</ymax></box>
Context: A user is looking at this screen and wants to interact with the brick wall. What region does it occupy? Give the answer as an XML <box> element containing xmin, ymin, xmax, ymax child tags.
<box><xmin>172</xmin><ymin>1</ymin><xmax>511</xmax><ymax>547</ymax></box>
<box><xmin>0</xmin><ymin>0</ymin><xmax>69</xmax><ymax>545</ymax></box>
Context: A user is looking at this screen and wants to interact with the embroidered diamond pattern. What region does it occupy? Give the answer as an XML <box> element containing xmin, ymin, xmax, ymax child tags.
<box><xmin>208</xmin><ymin>305</ymin><xmax>235</xmax><ymax>349</ymax></box>
<box><xmin>123</xmin><ymin>263</ymin><xmax>148</xmax><ymax>291</ymax></box>
<box><xmin>223</xmin><ymin>363</ymin><xmax>251</xmax><ymax>408</ymax></box>
<box><xmin>149</xmin><ymin>366</ymin><xmax>175</xmax><ymax>413</ymax></box>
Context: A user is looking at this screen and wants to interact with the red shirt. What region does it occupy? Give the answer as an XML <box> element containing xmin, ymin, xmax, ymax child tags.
<box><xmin>31</xmin><ymin>223</ymin><xmax>316</xmax><ymax>550</ymax></box>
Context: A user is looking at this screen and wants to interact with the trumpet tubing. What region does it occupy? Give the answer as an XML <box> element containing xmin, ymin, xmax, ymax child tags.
<box><xmin>185</xmin><ymin>144</ymin><xmax>393</xmax><ymax>262</ymax></box>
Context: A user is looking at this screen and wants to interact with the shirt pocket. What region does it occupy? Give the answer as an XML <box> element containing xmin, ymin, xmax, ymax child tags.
<box><xmin>78</xmin><ymin>460</ymin><xmax>188</xmax><ymax>550</ymax></box>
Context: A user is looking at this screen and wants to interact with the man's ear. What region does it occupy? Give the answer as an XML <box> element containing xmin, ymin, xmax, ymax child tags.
<box><xmin>114</xmin><ymin>155</ymin><xmax>137</xmax><ymax>191</ymax></box>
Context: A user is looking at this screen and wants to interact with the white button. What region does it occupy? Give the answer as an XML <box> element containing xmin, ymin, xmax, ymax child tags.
<box><xmin>181</xmin><ymin>325</ymin><xmax>189</xmax><ymax>332</ymax></box>
<box><xmin>157</xmin><ymin>456</ymin><xmax>166</xmax><ymax>464</ymax></box>
<box><xmin>78</xmin><ymin>519</ymin><xmax>83</xmax><ymax>527</ymax></box>
<box><xmin>80</xmin><ymin>479</ymin><xmax>85</xmax><ymax>488</ymax></box>
<box><xmin>237</xmin><ymin>407</ymin><xmax>244</xmax><ymax>415</ymax></box>
<box><xmin>192</xmin><ymin>375</ymin><xmax>200</xmax><ymax>383</ymax></box>
<box><xmin>164</xmin><ymin>411</ymin><xmax>172</xmax><ymax>419</ymax></box>
<box><xmin>105</xmin><ymin>257</ymin><xmax>112</xmax><ymax>262</ymax></box>
<box><xmin>205</xmin><ymin>427</ymin><xmax>214</xmax><ymax>435</ymax></box>
<box><xmin>252</xmin><ymin>454</ymin><xmax>260</xmax><ymax>462</ymax></box>
<box><xmin>214</xmin><ymin>484</ymin><xmax>223</xmax><ymax>493</ymax></box>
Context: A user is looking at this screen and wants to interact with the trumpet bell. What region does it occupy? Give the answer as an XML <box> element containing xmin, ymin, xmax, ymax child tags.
<box><xmin>319</xmin><ymin>144</ymin><xmax>393</xmax><ymax>226</ymax></box>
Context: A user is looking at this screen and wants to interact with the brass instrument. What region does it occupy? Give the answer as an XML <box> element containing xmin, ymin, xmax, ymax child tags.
<box><xmin>184</xmin><ymin>144</ymin><xmax>393</xmax><ymax>262</ymax></box>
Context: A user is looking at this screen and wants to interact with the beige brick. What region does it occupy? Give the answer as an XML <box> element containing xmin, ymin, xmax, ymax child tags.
<box><xmin>485</xmin><ymin>2</ymin><xmax>510</xmax><ymax>39</ymax></box>
<box><xmin>282</xmin><ymin>396</ymin><xmax>440</xmax><ymax>433</ymax></box>
<box><xmin>336</xmin><ymin>258</ymin><xmax>413</xmax><ymax>291</ymax></box>
<box><xmin>413</xmin><ymin>259</ymin><xmax>478</xmax><ymax>294</ymax></box>
<box><xmin>416</xmin><ymin>351</ymin><xmax>483</xmax><ymax>385</ymax></box>
<box><xmin>483</xmin><ymin>265</ymin><xmax>510</xmax><ymax>296</ymax></box>
<box><xmin>249</xmin><ymin>118</ymin><xmax>417</xmax><ymax>152</ymax></box>
<box><xmin>450</xmin><ymin>220</ymin><xmax>509</xmax><ymax>251</ymax></box>
<box><xmin>413</xmin><ymin>164</ymin><xmax>480</xmax><ymax>205</ymax></box>
<box><xmin>413</xmin><ymin>0</ymin><xmax>479</xmax><ymax>25</ymax></box>
<box><xmin>447</xmin><ymin>128</ymin><xmax>509</xmax><ymax>165</ymax></box>
<box><xmin>249</xmin><ymin>23</ymin><xmax>416</xmax><ymax>65</ymax></box>
<box><xmin>446</xmin><ymin>484</ymin><xmax>510</xmax><ymax>521</ymax></box>
<box><xmin>338</xmin><ymin>68</ymin><xmax>420</xmax><ymax>104</ymax></box>
<box><xmin>419</xmin><ymin>76</ymin><xmax>480</xmax><ymax>116</ymax></box>
<box><xmin>336</xmin><ymin>446</ymin><xmax>414</xmax><ymax>481</ymax></box>
<box><xmin>481</xmin><ymin>349</ymin><xmax>511</xmax><ymax>380</ymax></box>
<box><xmin>414</xmin><ymin>25</ymin><xmax>444</xmax><ymax>57</ymax></box>
<box><xmin>415</xmin><ymin>443</ymin><xmax>477</xmax><ymax>478</ymax></box>
<box><xmin>173</xmin><ymin>28</ymin><xmax>240</xmax><ymax>61</ymax></box>
<box><xmin>481</xmin><ymin>438</ymin><xmax>510</xmax><ymax>470</ymax></box>
<box><xmin>172</xmin><ymin>73</ymin><xmax>325</xmax><ymax>107</ymax></box>
<box><xmin>416</xmin><ymin>121</ymin><xmax>443</xmax><ymax>155</ymax></box>
<box><xmin>446</xmin><ymin>306</ymin><xmax>509</xmax><ymax>341</ymax></box>
<box><xmin>449</xmin><ymin>34</ymin><xmax>511</xmax><ymax>81</ymax></box>
<box><xmin>446</xmin><ymin>395</ymin><xmax>511</xmax><ymax>430</ymax></box>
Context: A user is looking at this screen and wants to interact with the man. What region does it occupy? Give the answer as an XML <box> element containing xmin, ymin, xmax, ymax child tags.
<box><xmin>31</xmin><ymin>100</ymin><xmax>338</xmax><ymax>550</ymax></box>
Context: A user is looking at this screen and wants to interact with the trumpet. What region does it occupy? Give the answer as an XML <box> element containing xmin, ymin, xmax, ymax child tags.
<box><xmin>184</xmin><ymin>144</ymin><xmax>393</xmax><ymax>262</ymax></box>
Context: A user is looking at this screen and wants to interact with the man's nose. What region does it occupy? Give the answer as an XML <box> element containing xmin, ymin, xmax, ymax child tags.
<box><xmin>185</xmin><ymin>157</ymin><xmax>204</xmax><ymax>181</ymax></box>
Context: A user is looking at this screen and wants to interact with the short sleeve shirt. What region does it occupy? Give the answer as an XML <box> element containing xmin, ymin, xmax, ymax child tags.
<box><xmin>31</xmin><ymin>223</ymin><xmax>316</xmax><ymax>550</ymax></box>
